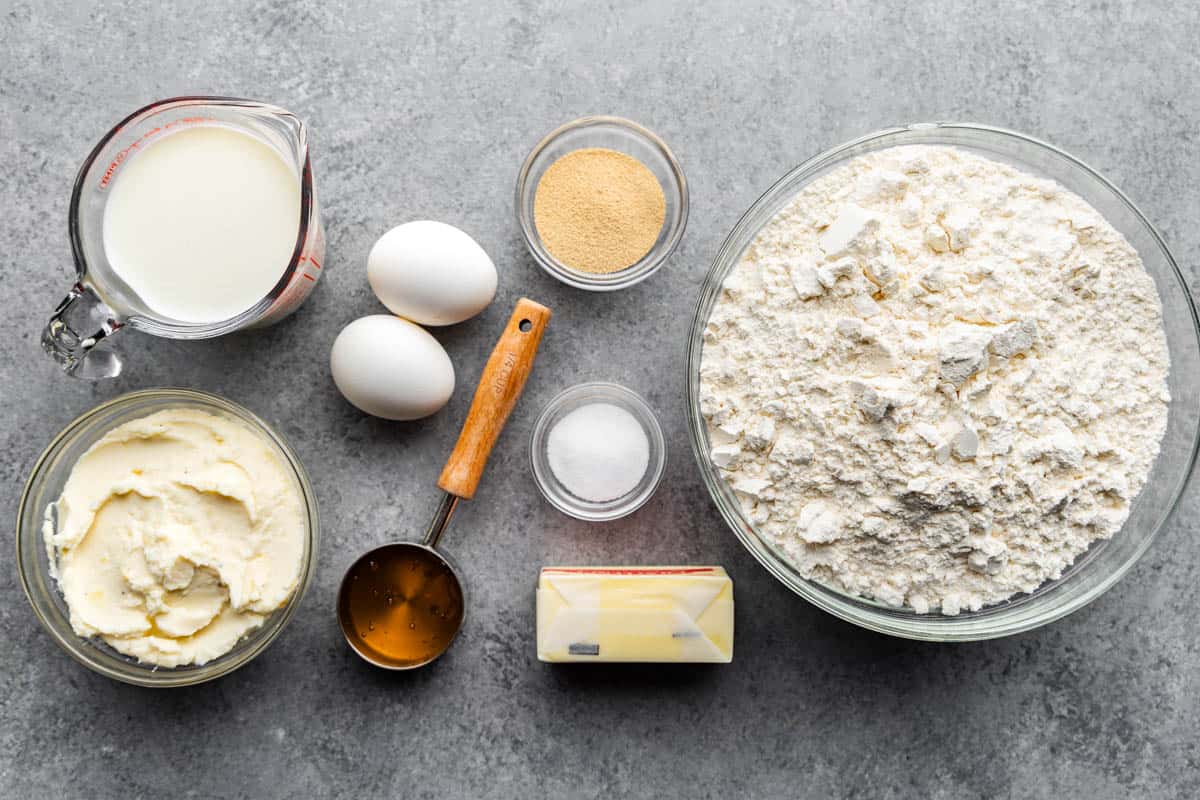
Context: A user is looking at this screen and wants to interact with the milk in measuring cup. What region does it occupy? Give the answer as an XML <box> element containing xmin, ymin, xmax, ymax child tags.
<box><xmin>102</xmin><ymin>125</ymin><xmax>301</xmax><ymax>323</ymax></box>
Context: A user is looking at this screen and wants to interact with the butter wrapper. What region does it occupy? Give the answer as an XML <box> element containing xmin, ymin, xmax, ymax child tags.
<box><xmin>536</xmin><ymin>567</ymin><xmax>734</xmax><ymax>663</ymax></box>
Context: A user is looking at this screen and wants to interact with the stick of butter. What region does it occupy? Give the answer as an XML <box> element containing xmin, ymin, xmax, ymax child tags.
<box><xmin>536</xmin><ymin>567</ymin><xmax>734</xmax><ymax>663</ymax></box>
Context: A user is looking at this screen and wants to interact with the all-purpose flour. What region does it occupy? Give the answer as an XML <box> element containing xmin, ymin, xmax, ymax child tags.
<box><xmin>699</xmin><ymin>145</ymin><xmax>1170</xmax><ymax>614</ymax></box>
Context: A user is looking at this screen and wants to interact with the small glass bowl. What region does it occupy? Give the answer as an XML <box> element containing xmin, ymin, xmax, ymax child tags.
<box><xmin>515</xmin><ymin>116</ymin><xmax>688</xmax><ymax>291</ymax></box>
<box><xmin>16</xmin><ymin>388</ymin><xmax>320</xmax><ymax>686</ymax></box>
<box><xmin>530</xmin><ymin>382</ymin><xmax>667</xmax><ymax>521</ymax></box>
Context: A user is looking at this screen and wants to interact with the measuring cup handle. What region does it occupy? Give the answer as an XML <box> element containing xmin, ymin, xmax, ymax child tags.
<box><xmin>437</xmin><ymin>298</ymin><xmax>551</xmax><ymax>499</ymax></box>
<box><xmin>42</xmin><ymin>282</ymin><xmax>125</xmax><ymax>379</ymax></box>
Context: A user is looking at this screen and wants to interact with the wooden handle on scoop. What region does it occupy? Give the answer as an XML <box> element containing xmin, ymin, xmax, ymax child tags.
<box><xmin>437</xmin><ymin>298</ymin><xmax>551</xmax><ymax>499</ymax></box>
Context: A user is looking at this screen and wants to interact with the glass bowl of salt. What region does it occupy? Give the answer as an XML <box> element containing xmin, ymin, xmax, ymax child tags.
<box><xmin>529</xmin><ymin>382</ymin><xmax>667</xmax><ymax>521</ymax></box>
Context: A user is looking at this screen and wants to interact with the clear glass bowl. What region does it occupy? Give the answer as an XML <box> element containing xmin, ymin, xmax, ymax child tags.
<box><xmin>530</xmin><ymin>382</ymin><xmax>667</xmax><ymax>521</ymax></box>
<box><xmin>16</xmin><ymin>388</ymin><xmax>320</xmax><ymax>685</ymax></box>
<box><xmin>515</xmin><ymin>115</ymin><xmax>688</xmax><ymax>291</ymax></box>
<box><xmin>686</xmin><ymin>123</ymin><xmax>1200</xmax><ymax>641</ymax></box>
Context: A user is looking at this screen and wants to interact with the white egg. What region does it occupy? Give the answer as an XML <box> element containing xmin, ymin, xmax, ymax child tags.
<box><xmin>367</xmin><ymin>220</ymin><xmax>498</xmax><ymax>326</ymax></box>
<box><xmin>330</xmin><ymin>315</ymin><xmax>455</xmax><ymax>421</ymax></box>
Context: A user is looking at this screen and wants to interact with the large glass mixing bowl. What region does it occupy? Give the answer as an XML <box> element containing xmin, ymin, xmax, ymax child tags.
<box><xmin>686</xmin><ymin>123</ymin><xmax>1200</xmax><ymax>641</ymax></box>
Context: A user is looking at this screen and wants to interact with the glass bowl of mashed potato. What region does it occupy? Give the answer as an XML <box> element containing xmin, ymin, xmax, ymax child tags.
<box><xmin>17</xmin><ymin>388</ymin><xmax>319</xmax><ymax>686</ymax></box>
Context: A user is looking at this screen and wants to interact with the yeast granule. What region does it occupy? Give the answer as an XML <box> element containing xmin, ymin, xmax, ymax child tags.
<box><xmin>533</xmin><ymin>147</ymin><xmax>666</xmax><ymax>274</ymax></box>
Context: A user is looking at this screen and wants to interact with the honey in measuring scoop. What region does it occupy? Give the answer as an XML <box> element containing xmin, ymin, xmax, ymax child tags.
<box><xmin>338</xmin><ymin>545</ymin><xmax>464</xmax><ymax>668</ymax></box>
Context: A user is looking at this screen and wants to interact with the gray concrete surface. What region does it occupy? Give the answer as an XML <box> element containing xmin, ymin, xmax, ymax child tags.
<box><xmin>2</xmin><ymin>1</ymin><xmax>1199</xmax><ymax>797</ymax></box>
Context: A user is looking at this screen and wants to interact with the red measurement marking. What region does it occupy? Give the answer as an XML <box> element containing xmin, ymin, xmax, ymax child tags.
<box><xmin>98</xmin><ymin>116</ymin><xmax>215</xmax><ymax>189</ymax></box>
<box><xmin>301</xmin><ymin>273</ymin><xmax>315</xmax><ymax>282</ymax></box>
<box><xmin>308</xmin><ymin>256</ymin><xmax>322</xmax><ymax>269</ymax></box>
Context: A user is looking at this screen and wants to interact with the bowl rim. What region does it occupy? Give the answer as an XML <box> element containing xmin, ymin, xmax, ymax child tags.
<box><xmin>514</xmin><ymin>114</ymin><xmax>689</xmax><ymax>292</ymax></box>
<box><xmin>15</xmin><ymin>387</ymin><xmax>320</xmax><ymax>686</ymax></box>
<box><xmin>685</xmin><ymin>121</ymin><xmax>1200</xmax><ymax>641</ymax></box>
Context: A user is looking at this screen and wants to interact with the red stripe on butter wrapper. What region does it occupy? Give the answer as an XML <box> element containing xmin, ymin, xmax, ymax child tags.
<box><xmin>542</xmin><ymin>567</ymin><xmax>719</xmax><ymax>576</ymax></box>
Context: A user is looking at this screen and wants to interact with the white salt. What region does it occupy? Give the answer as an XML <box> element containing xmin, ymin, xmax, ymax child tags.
<box><xmin>546</xmin><ymin>402</ymin><xmax>650</xmax><ymax>503</ymax></box>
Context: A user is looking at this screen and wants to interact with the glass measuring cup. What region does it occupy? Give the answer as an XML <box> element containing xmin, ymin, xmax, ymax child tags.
<box><xmin>42</xmin><ymin>96</ymin><xmax>325</xmax><ymax>379</ymax></box>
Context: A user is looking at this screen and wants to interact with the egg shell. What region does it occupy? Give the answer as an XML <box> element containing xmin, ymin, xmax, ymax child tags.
<box><xmin>368</xmin><ymin>220</ymin><xmax>498</xmax><ymax>326</ymax></box>
<box><xmin>330</xmin><ymin>315</ymin><xmax>455</xmax><ymax>421</ymax></box>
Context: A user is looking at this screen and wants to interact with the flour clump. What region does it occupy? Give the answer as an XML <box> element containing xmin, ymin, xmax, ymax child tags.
<box><xmin>699</xmin><ymin>145</ymin><xmax>1170</xmax><ymax>614</ymax></box>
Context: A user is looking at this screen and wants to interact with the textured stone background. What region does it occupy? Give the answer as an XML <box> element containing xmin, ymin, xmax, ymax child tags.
<box><xmin>2</xmin><ymin>1</ymin><xmax>1198</xmax><ymax>798</ymax></box>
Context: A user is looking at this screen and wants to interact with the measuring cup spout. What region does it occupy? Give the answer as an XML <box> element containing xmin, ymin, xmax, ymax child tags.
<box><xmin>42</xmin><ymin>282</ymin><xmax>125</xmax><ymax>379</ymax></box>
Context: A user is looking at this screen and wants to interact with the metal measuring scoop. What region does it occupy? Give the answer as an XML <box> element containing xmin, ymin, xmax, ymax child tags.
<box><xmin>337</xmin><ymin>298</ymin><xmax>551</xmax><ymax>670</ymax></box>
